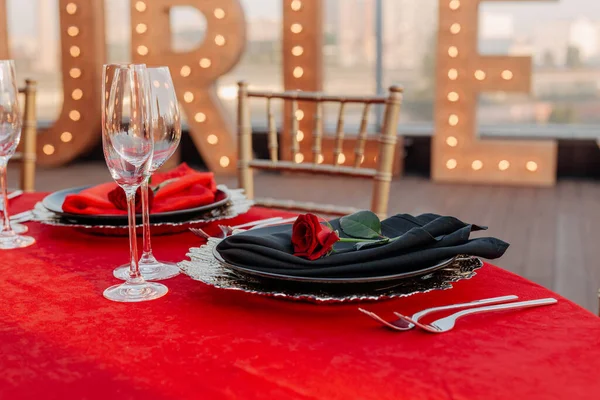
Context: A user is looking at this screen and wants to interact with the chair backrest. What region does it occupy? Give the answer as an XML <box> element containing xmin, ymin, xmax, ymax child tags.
<box><xmin>237</xmin><ymin>82</ymin><xmax>403</xmax><ymax>217</ymax></box>
<box><xmin>14</xmin><ymin>79</ymin><xmax>37</xmax><ymax>192</ymax></box>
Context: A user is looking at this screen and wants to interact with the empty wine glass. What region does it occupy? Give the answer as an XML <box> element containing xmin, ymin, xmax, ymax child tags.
<box><xmin>113</xmin><ymin>67</ymin><xmax>181</xmax><ymax>281</ymax></box>
<box><xmin>102</xmin><ymin>64</ymin><xmax>167</xmax><ymax>302</ymax></box>
<box><xmin>0</xmin><ymin>60</ymin><xmax>34</xmax><ymax>249</ymax></box>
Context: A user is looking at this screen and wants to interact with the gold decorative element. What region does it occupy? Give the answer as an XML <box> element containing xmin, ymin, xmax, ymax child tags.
<box><xmin>237</xmin><ymin>81</ymin><xmax>403</xmax><ymax>217</ymax></box>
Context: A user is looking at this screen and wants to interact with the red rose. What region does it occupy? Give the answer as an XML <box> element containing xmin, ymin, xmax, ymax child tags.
<box><xmin>108</xmin><ymin>186</ymin><xmax>154</xmax><ymax>213</ymax></box>
<box><xmin>291</xmin><ymin>213</ymin><xmax>340</xmax><ymax>260</ymax></box>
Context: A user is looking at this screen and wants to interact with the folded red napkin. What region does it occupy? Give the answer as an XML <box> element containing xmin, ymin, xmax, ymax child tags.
<box><xmin>62</xmin><ymin>163</ymin><xmax>217</xmax><ymax>215</ymax></box>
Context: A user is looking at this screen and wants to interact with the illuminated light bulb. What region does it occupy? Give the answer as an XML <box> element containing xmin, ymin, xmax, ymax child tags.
<box><xmin>291</xmin><ymin>0</ymin><xmax>302</xmax><ymax>11</ymax></box>
<box><xmin>70</xmin><ymin>46</ymin><xmax>81</xmax><ymax>57</ymax></box>
<box><xmin>215</xmin><ymin>35</ymin><xmax>226</xmax><ymax>46</ymax></box>
<box><xmin>135</xmin><ymin>1</ymin><xmax>146</xmax><ymax>12</ymax></box>
<box><xmin>471</xmin><ymin>160</ymin><xmax>483</xmax><ymax>171</ymax></box>
<box><xmin>136</xmin><ymin>23</ymin><xmax>147</xmax><ymax>34</ymax></box>
<box><xmin>360</xmin><ymin>155</ymin><xmax>365</xmax><ymax>164</ymax></box>
<box><xmin>214</xmin><ymin>8</ymin><xmax>225</xmax><ymax>19</ymax></box>
<box><xmin>69</xmin><ymin>68</ymin><xmax>81</xmax><ymax>78</ymax></box>
<box><xmin>67</xmin><ymin>26</ymin><xmax>79</xmax><ymax>37</ymax></box>
<box><xmin>448</xmin><ymin>68</ymin><xmax>458</xmax><ymax>80</ymax></box>
<box><xmin>474</xmin><ymin>70</ymin><xmax>486</xmax><ymax>80</ymax></box>
<box><xmin>446</xmin><ymin>136</ymin><xmax>458</xmax><ymax>147</ymax></box>
<box><xmin>152</xmin><ymin>80</ymin><xmax>160</xmax><ymax>88</ymax></box>
<box><xmin>337</xmin><ymin>153</ymin><xmax>346</xmax><ymax>164</ymax></box>
<box><xmin>43</xmin><ymin>144</ymin><xmax>55</xmax><ymax>155</ymax></box>
<box><xmin>447</xmin><ymin>91</ymin><xmax>459</xmax><ymax>102</ymax></box>
<box><xmin>137</xmin><ymin>45</ymin><xmax>148</xmax><ymax>56</ymax></box>
<box><xmin>446</xmin><ymin>159</ymin><xmax>457</xmax><ymax>169</ymax></box>
<box><xmin>448</xmin><ymin>114</ymin><xmax>459</xmax><ymax>126</ymax></box>
<box><xmin>180</xmin><ymin>65</ymin><xmax>191</xmax><ymax>77</ymax></box>
<box><xmin>290</xmin><ymin>23</ymin><xmax>303</xmax><ymax>33</ymax></box>
<box><xmin>69</xmin><ymin>110</ymin><xmax>80</xmax><ymax>121</ymax></box>
<box><xmin>194</xmin><ymin>112</ymin><xmax>206</xmax><ymax>123</ymax></box>
<box><xmin>448</xmin><ymin>46</ymin><xmax>458</xmax><ymax>58</ymax></box>
<box><xmin>498</xmin><ymin>160</ymin><xmax>510</xmax><ymax>171</ymax></box>
<box><xmin>293</xmin><ymin>66</ymin><xmax>304</xmax><ymax>78</ymax></box>
<box><xmin>164</xmin><ymin>83</ymin><xmax>170</xmax><ymax>89</ymax></box>
<box><xmin>292</xmin><ymin>46</ymin><xmax>304</xmax><ymax>56</ymax></box>
<box><xmin>502</xmin><ymin>70</ymin><xmax>514</xmax><ymax>80</ymax></box>
<box><xmin>184</xmin><ymin>92</ymin><xmax>194</xmax><ymax>103</ymax></box>
<box><xmin>66</xmin><ymin>3</ymin><xmax>77</xmax><ymax>14</ymax></box>
<box><xmin>199</xmin><ymin>58</ymin><xmax>211</xmax><ymax>68</ymax></box>
<box><xmin>295</xmin><ymin>109</ymin><xmax>304</xmax><ymax>120</ymax></box>
<box><xmin>220</xmin><ymin>156</ymin><xmax>230</xmax><ymax>168</ymax></box>
<box><xmin>296</xmin><ymin>130</ymin><xmax>304</xmax><ymax>142</ymax></box>
<box><xmin>207</xmin><ymin>134</ymin><xmax>219</xmax><ymax>145</ymax></box>
<box><xmin>450</xmin><ymin>23</ymin><xmax>461</xmax><ymax>34</ymax></box>
<box><xmin>449</xmin><ymin>0</ymin><xmax>460</xmax><ymax>10</ymax></box>
<box><xmin>317</xmin><ymin>154</ymin><xmax>324</xmax><ymax>164</ymax></box>
<box><xmin>71</xmin><ymin>89</ymin><xmax>83</xmax><ymax>100</ymax></box>
<box><xmin>526</xmin><ymin>161</ymin><xmax>538</xmax><ymax>172</ymax></box>
<box><xmin>61</xmin><ymin>132</ymin><xmax>73</xmax><ymax>143</ymax></box>
<box><xmin>294</xmin><ymin>153</ymin><xmax>304</xmax><ymax>163</ymax></box>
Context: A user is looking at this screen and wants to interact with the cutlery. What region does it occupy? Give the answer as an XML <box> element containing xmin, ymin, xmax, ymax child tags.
<box><xmin>393</xmin><ymin>298</ymin><xmax>558</xmax><ymax>333</ymax></box>
<box><xmin>189</xmin><ymin>217</ymin><xmax>286</xmax><ymax>239</ymax></box>
<box><xmin>359</xmin><ymin>295</ymin><xmax>519</xmax><ymax>331</ymax></box>
<box><xmin>10</xmin><ymin>210</ymin><xmax>34</xmax><ymax>223</ymax></box>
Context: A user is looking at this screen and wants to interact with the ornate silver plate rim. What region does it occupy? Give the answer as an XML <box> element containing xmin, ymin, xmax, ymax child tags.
<box><xmin>179</xmin><ymin>237</ymin><xmax>484</xmax><ymax>303</ymax></box>
<box><xmin>31</xmin><ymin>185</ymin><xmax>252</xmax><ymax>230</ymax></box>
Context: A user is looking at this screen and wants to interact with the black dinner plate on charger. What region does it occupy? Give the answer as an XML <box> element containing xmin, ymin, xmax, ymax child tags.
<box><xmin>212</xmin><ymin>245</ymin><xmax>457</xmax><ymax>284</ymax></box>
<box><xmin>42</xmin><ymin>185</ymin><xmax>230</xmax><ymax>225</ymax></box>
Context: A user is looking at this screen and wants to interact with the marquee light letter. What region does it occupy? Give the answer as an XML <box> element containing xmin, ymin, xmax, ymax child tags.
<box><xmin>0</xmin><ymin>0</ymin><xmax>106</xmax><ymax>166</ymax></box>
<box><xmin>0</xmin><ymin>0</ymin><xmax>7</xmax><ymax>59</ymax></box>
<box><xmin>433</xmin><ymin>0</ymin><xmax>557</xmax><ymax>186</ymax></box>
<box><xmin>131</xmin><ymin>0</ymin><xmax>246</xmax><ymax>173</ymax></box>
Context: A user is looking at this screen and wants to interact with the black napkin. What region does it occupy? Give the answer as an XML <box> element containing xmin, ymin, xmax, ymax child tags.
<box><xmin>215</xmin><ymin>213</ymin><xmax>509</xmax><ymax>278</ymax></box>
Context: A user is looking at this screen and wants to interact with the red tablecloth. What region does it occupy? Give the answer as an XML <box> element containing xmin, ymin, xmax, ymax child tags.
<box><xmin>1</xmin><ymin>194</ymin><xmax>600</xmax><ymax>400</ymax></box>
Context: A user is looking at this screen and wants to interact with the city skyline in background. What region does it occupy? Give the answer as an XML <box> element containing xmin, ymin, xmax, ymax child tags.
<box><xmin>3</xmin><ymin>0</ymin><xmax>600</xmax><ymax>132</ymax></box>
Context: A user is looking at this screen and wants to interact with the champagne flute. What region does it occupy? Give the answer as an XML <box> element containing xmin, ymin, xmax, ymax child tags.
<box><xmin>0</xmin><ymin>60</ymin><xmax>34</xmax><ymax>249</ymax></box>
<box><xmin>113</xmin><ymin>67</ymin><xmax>181</xmax><ymax>281</ymax></box>
<box><xmin>102</xmin><ymin>64</ymin><xmax>167</xmax><ymax>302</ymax></box>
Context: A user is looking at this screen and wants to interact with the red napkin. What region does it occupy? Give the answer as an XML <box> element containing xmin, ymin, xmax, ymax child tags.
<box><xmin>62</xmin><ymin>163</ymin><xmax>217</xmax><ymax>215</ymax></box>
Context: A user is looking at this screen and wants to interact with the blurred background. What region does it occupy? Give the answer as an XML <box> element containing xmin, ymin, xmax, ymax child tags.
<box><xmin>6</xmin><ymin>0</ymin><xmax>600</xmax><ymax>139</ymax></box>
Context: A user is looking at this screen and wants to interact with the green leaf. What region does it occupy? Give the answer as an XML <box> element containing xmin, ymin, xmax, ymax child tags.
<box><xmin>355</xmin><ymin>238</ymin><xmax>390</xmax><ymax>250</ymax></box>
<box><xmin>339</xmin><ymin>210</ymin><xmax>383</xmax><ymax>240</ymax></box>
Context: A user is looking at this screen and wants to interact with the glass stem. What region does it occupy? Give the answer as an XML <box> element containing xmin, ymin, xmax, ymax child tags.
<box><xmin>140</xmin><ymin>178</ymin><xmax>154</xmax><ymax>262</ymax></box>
<box><xmin>0</xmin><ymin>164</ymin><xmax>13</xmax><ymax>235</ymax></box>
<box><xmin>126</xmin><ymin>190</ymin><xmax>143</xmax><ymax>282</ymax></box>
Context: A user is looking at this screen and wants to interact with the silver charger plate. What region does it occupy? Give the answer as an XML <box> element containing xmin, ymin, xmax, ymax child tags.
<box><xmin>31</xmin><ymin>185</ymin><xmax>253</xmax><ymax>236</ymax></box>
<box><xmin>179</xmin><ymin>237</ymin><xmax>484</xmax><ymax>303</ymax></box>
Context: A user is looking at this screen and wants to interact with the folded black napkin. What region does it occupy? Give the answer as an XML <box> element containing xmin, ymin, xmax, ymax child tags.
<box><xmin>215</xmin><ymin>213</ymin><xmax>509</xmax><ymax>278</ymax></box>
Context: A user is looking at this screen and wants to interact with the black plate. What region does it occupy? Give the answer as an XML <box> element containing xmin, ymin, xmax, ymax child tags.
<box><xmin>212</xmin><ymin>245</ymin><xmax>456</xmax><ymax>284</ymax></box>
<box><xmin>42</xmin><ymin>185</ymin><xmax>230</xmax><ymax>225</ymax></box>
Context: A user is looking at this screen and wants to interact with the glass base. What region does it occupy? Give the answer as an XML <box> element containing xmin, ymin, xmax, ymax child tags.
<box><xmin>103</xmin><ymin>280</ymin><xmax>168</xmax><ymax>302</ymax></box>
<box><xmin>11</xmin><ymin>223</ymin><xmax>28</xmax><ymax>234</ymax></box>
<box><xmin>0</xmin><ymin>233</ymin><xmax>35</xmax><ymax>249</ymax></box>
<box><xmin>113</xmin><ymin>257</ymin><xmax>180</xmax><ymax>281</ymax></box>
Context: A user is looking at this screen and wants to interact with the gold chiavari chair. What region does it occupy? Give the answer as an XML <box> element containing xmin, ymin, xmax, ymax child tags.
<box><xmin>237</xmin><ymin>81</ymin><xmax>403</xmax><ymax>218</ymax></box>
<box><xmin>12</xmin><ymin>79</ymin><xmax>37</xmax><ymax>192</ymax></box>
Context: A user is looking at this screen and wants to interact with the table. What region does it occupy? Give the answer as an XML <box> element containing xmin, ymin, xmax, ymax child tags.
<box><xmin>2</xmin><ymin>193</ymin><xmax>600</xmax><ymax>400</ymax></box>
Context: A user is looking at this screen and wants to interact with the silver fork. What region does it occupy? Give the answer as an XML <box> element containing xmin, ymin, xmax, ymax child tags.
<box><xmin>359</xmin><ymin>295</ymin><xmax>519</xmax><ymax>331</ymax></box>
<box><xmin>189</xmin><ymin>217</ymin><xmax>285</xmax><ymax>239</ymax></box>
<box><xmin>394</xmin><ymin>298</ymin><xmax>558</xmax><ymax>333</ymax></box>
